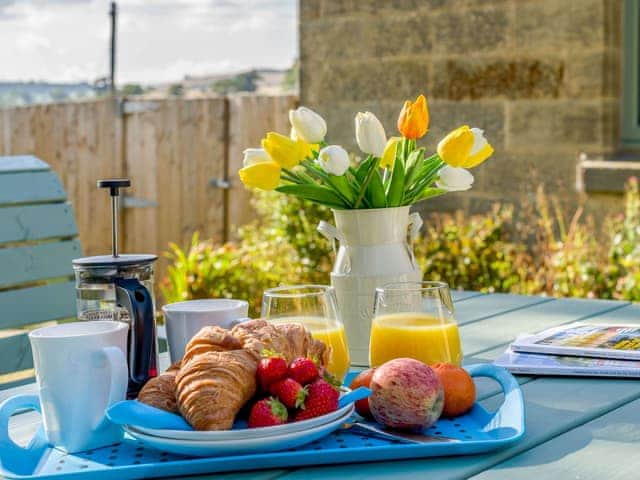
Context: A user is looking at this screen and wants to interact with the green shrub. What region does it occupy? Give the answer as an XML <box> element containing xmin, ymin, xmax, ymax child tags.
<box><xmin>161</xmin><ymin>179</ymin><xmax>640</xmax><ymax>310</ymax></box>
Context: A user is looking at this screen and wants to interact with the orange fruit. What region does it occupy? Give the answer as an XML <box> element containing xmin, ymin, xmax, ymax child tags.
<box><xmin>349</xmin><ymin>368</ymin><xmax>375</xmax><ymax>418</ymax></box>
<box><xmin>431</xmin><ymin>363</ymin><xmax>476</xmax><ymax>417</ymax></box>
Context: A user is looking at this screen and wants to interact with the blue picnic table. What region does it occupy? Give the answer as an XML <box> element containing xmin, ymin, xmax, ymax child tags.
<box><xmin>2</xmin><ymin>292</ymin><xmax>639</xmax><ymax>479</ymax></box>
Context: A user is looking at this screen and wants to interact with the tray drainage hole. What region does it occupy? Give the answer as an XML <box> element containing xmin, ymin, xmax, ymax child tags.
<box><xmin>434</xmin><ymin>431</ymin><xmax>442</xmax><ymax>435</ymax></box>
<box><xmin>390</xmin><ymin>440</ymin><xmax>402</xmax><ymax>444</ymax></box>
<box><xmin>55</xmin><ymin>467</ymin><xmax>62</xmax><ymax>471</ymax></box>
<box><xmin>160</xmin><ymin>452</ymin><xmax>169</xmax><ymax>457</ymax></box>
<box><xmin>459</xmin><ymin>429</ymin><xmax>466</xmax><ymax>433</ymax></box>
<box><xmin>454</xmin><ymin>423</ymin><xmax>461</xmax><ymax>427</ymax></box>
<box><xmin>58</xmin><ymin>460</ymin><xmax>65</xmax><ymax>465</ymax></box>
<box><xmin>160</xmin><ymin>458</ymin><xmax>169</xmax><ymax>463</ymax></box>
<box><xmin>313</xmin><ymin>447</ymin><xmax>322</xmax><ymax>450</ymax></box>
<box><xmin>336</xmin><ymin>438</ymin><xmax>344</xmax><ymax>443</ymax></box>
<box><xmin>364</xmin><ymin>443</ymin><xmax>373</xmax><ymax>447</ymax></box>
<box><xmin>135</xmin><ymin>453</ymin><xmax>144</xmax><ymax>458</ymax></box>
<box><xmin>133</xmin><ymin>460</ymin><xmax>141</xmax><ymax>465</ymax></box>
<box><xmin>339</xmin><ymin>445</ymin><xmax>347</xmax><ymax>448</ymax></box>
<box><xmin>111</xmin><ymin>448</ymin><xmax>119</xmax><ymax>454</ymax></box>
<box><xmin>108</xmin><ymin>455</ymin><xmax>117</xmax><ymax>461</ymax></box>
<box><xmin>80</xmin><ymin>465</ymin><xmax>89</xmax><ymax>469</ymax></box>
<box><xmin>464</xmin><ymin>435</ymin><xmax>472</xmax><ymax>439</ymax></box>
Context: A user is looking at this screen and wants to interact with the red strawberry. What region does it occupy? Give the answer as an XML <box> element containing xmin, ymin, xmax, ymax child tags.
<box><xmin>269</xmin><ymin>378</ymin><xmax>307</xmax><ymax>409</ymax></box>
<box><xmin>295</xmin><ymin>379</ymin><xmax>339</xmax><ymax>421</ymax></box>
<box><xmin>288</xmin><ymin>357</ymin><xmax>319</xmax><ymax>385</ymax></box>
<box><xmin>248</xmin><ymin>397</ymin><xmax>288</xmax><ymax>428</ymax></box>
<box><xmin>256</xmin><ymin>356</ymin><xmax>288</xmax><ymax>391</ymax></box>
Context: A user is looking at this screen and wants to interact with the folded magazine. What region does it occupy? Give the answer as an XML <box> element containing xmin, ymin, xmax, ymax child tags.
<box><xmin>494</xmin><ymin>348</ymin><xmax>640</xmax><ymax>378</ymax></box>
<box><xmin>510</xmin><ymin>323</ymin><xmax>640</xmax><ymax>361</ymax></box>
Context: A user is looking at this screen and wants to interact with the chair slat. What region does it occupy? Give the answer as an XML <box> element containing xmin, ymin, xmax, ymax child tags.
<box><xmin>0</xmin><ymin>171</ymin><xmax>67</xmax><ymax>206</ymax></box>
<box><xmin>0</xmin><ymin>203</ymin><xmax>78</xmax><ymax>244</ymax></box>
<box><xmin>0</xmin><ymin>156</ymin><xmax>50</xmax><ymax>174</ymax></box>
<box><xmin>0</xmin><ymin>240</ymin><xmax>80</xmax><ymax>288</ymax></box>
<box><xmin>0</xmin><ymin>281</ymin><xmax>76</xmax><ymax>329</ymax></box>
<box><xmin>0</xmin><ymin>330</ymin><xmax>32</xmax><ymax>376</ymax></box>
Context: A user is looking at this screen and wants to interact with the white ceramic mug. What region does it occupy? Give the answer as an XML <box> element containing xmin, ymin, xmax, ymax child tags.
<box><xmin>162</xmin><ymin>299</ymin><xmax>249</xmax><ymax>363</ymax></box>
<box><xmin>28</xmin><ymin>321</ymin><xmax>128</xmax><ymax>453</ymax></box>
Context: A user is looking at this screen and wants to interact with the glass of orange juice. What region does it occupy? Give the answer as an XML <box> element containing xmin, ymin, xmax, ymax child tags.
<box><xmin>370</xmin><ymin>281</ymin><xmax>463</xmax><ymax>367</ymax></box>
<box><xmin>261</xmin><ymin>285</ymin><xmax>350</xmax><ymax>382</ymax></box>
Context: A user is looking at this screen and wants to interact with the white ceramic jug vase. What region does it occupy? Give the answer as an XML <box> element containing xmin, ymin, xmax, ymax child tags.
<box><xmin>318</xmin><ymin>206</ymin><xmax>423</xmax><ymax>366</ymax></box>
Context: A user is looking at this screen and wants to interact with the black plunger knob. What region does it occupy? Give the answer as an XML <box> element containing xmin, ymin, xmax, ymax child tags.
<box><xmin>98</xmin><ymin>178</ymin><xmax>131</xmax><ymax>196</ymax></box>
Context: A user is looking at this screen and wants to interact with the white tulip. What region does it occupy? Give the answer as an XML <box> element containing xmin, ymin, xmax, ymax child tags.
<box><xmin>355</xmin><ymin>111</ymin><xmax>387</xmax><ymax>158</ymax></box>
<box><xmin>436</xmin><ymin>166</ymin><xmax>474</xmax><ymax>191</ymax></box>
<box><xmin>242</xmin><ymin>148</ymin><xmax>270</xmax><ymax>167</ymax></box>
<box><xmin>317</xmin><ymin>145</ymin><xmax>350</xmax><ymax>176</ymax></box>
<box><xmin>289</xmin><ymin>106</ymin><xmax>327</xmax><ymax>144</ymax></box>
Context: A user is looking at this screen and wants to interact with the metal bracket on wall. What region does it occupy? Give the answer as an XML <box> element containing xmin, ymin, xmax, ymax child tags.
<box><xmin>121</xmin><ymin>195</ymin><xmax>159</xmax><ymax>208</ymax></box>
<box><xmin>209</xmin><ymin>178</ymin><xmax>232</xmax><ymax>189</ymax></box>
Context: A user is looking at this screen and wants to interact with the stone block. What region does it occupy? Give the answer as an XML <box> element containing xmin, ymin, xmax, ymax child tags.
<box><xmin>432</xmin><ymin>7</ymin><xmax>508</xmax><ymax>54</ymax></box>
<box><xmin>432</xmin><ymin>58</ymin><xmax>565</xmax><ymax>100</ymax></box>
<box><xmin>514</xmin><ymin>0</ymin><xmax>606</xmax><ymax>50</ymax></box>
<box><xmin>508</xmin><ymin>101</ymin><xmax>607</xmax><ymax>149</ymax></box>
<box><xmin>370</xmin><ymin>13</ymin><xmax>433</xmax><ymax>57</ymax></box>
<box><xmin>318</xmin><ymin>0</ymin><xmax>444</xmax><ymax>17</ymax></box>
<box><xmin>300</xmin><ymin>0</ymin><xmax>321</xmax><ymax>21</ymax></box>
<box><xmin>314</xmin><ymin>58</ymin><xmax>429</xmax><ymax>104</ymax></box>
<box><xmin>300</xmin><ymin>18</ymin><xmax>370</xmax><ymax>63</ymax></box>
<box><xmin>564</xmin><ymin>50</ymin><xmax>621</xmax><ymax>98</ymax></box>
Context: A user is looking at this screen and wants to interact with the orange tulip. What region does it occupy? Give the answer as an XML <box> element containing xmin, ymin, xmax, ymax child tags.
<box><xmin>397</xmin><ymin>94</ymin><xmax>429</xmax><ymax>140</ymax></box>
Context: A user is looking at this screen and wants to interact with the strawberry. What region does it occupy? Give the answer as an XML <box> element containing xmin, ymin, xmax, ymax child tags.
<box><xmin>269</xmin><ymin>378</ymin><xmax>307</xmax><ymax>409</ymax></box>
<box><xmin>256</xmin><ymin>355</ymin><xmax>288</xmax><ymax>391</ymax></box>
<box><xmin>295</xmin><ymin>379</ymin><xmax>339</xmax><ymax>421</ymax></box>
<box><xmin>288</xmin><ymin>357</ymin><xmax>319</xmax><ymax>385</ymax></box>
<box><xmin>248</xmin><ymin>397</ymin><xmax>288</xmax><ymax>428</ymax></box>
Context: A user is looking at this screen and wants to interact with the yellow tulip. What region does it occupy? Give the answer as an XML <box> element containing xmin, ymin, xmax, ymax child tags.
<box><xmin>261</xmin><ymin>131</ymin><xmax>317</xmax><ymax>169</ymax></box>
<box><xmin>238</xmin><ymin>160</ymin><xmax>282</xmax><ymax>190</ymax></box>
<box><xmin>397</xmin><ymin>94</ymin><xmax>429</xmax><ymax>140</ymax></box>
<box><xmin>380</xmin><ymin>136</ymin><xmax>401</xmax><ymax>169</ymax></box>
<box><xmin>437</xmin><ymin>125</ymin><xmax>493</xmax><ymax>168</ymax></box>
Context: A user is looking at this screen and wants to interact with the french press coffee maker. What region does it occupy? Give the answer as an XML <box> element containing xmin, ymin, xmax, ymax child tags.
<box><xmin>72</xmin><ymin>179</ymin><xmax>158</xmax><ymax>399</ymax></box>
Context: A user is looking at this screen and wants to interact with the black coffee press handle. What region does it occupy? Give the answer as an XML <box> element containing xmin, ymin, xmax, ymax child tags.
<box><xmin>115</xmin><ymin>277</ymin><xmax>158</xmax><ymax>398</ymax></box>
<box><xmin>98</xmin><ymin>179</ymin><xmax>130</xmax><ymax>257</ymax></box>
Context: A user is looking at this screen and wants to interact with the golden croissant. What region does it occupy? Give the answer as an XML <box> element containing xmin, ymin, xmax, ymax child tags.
<box><xmin>138</xmin><ymin>320</ymin><xmax>329</xmax><ymax>430</ymax></box>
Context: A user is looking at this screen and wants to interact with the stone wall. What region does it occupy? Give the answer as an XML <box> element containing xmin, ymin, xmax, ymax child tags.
<box><xmin>300</xmin><ymin>0</ymin><xmax>623</xmax><ymax>217</ymax></box>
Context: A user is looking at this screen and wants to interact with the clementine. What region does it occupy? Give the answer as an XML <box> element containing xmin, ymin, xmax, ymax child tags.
<box><xmin>431</xmin><ymin>362</ymin><xmax>476</xmax><ymax>417</ymax></box>
<box><xmin>349</xmin><ymin>368</ymin><xmax>375</xmax><ymax>418</ymax></box>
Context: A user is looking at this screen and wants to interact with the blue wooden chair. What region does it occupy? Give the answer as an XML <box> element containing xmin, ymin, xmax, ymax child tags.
<box><xmin>0</xmin><ymin>156</ymin><xmax>81</xmax><ymax>389</ymax></box>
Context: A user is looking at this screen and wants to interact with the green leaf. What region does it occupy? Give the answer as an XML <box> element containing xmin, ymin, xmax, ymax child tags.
<box><xmin>276</xmin><ymin>184</ymin><xmax>348</xmax><ymax>208</ymax></box>
<box><xmin>355</xmin><ymin>156</ymin><xmax>375</xmax><ymax>183</ymax></box>
<box><xmin>386</xmin><ymin>154</ymin><xmax>405</xmax><ymax>207</ymax></box>
<box><xmin>367</xmin><ymin>169</ymin><xmax>387</xmax><ymax>208</ymax></box>
<box><xmin>329</xmin><ymin>174</ymin><xmax>357</xmax><ymax>204</ymax></box>
<box><xmin>412</xmin><ymin>187</ymin><xmax>447</xmax><ymax>204</ymax></box>
<box><xmin>404</xmin><ymin>149</ymin><xmax>425</xmax><ymax>189</ymax></box>
<box><xmin>354</xmin><ymin>156</ymin><xmax>380</xmax><ymax>208</ymax></box>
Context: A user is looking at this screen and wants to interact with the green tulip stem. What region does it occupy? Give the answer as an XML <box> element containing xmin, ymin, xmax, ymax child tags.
<box><xmin>354</xmin><ymin>157</ymin><xmax>380</xmax><ymax>208</ymax></box>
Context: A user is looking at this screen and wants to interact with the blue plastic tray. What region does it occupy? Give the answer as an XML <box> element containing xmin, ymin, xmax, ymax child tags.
<box><xmin>0</xmin><ymin>364</ymin><xmax>525</xmax><ymax>480</ymax></box>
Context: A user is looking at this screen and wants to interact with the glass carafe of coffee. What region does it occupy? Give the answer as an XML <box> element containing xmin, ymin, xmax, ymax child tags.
<box><xmin>73</xmin><ymin>179</ymin><xmax>158</xmax><ymax>398</ymax></box>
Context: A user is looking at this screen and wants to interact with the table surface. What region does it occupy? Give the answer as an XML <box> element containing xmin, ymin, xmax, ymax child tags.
<box><xmin>3</xmin><ymin>292</ymin><xmax>640</xmax><ymax>480</ymax></box>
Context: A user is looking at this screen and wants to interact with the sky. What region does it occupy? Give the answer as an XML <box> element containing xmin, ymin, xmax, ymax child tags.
<box><xmin>0</xmin><ymin>0</ymin><xmax>297</xmax><ymax>85</ymax></box>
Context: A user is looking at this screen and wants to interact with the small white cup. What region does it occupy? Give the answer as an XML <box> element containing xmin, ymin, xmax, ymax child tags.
<box><xmin>28</xmin><ymin>321</ymin><xmax>128</xmax><ymax>453</ymax></box>
<box><xmin>162</xmin><ymin>299</ymin><xmax>249</xmax><ymax>363</ymax></box>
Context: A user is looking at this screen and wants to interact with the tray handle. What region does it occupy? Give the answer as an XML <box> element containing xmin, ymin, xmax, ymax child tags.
<box><xmin>0</xmin><ymin>394</ymin><xmax>49</xmax><ymax>475</ymax></box>
<box><xmin>465</xmin><ymin>363</ymin><xmax>526</xmax><ymax>433</ymax></box>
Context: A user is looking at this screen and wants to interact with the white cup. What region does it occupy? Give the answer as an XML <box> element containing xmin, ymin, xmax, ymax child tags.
<box><xmin>162</xmin><ymin>299</ymin><xmax>249</xmax><ymax>363</ymax></box>
<box><xmin>28</xmin><ymin>321</ymin><xmax>128</xmax><ymax>453</ymax></box>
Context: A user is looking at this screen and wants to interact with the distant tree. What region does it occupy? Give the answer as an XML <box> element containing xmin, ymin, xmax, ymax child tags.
<box><xmin>211</xmin><ymin>70</ymin><xmax>260</xmax><ymax>95</ymax></box>
<box><xmin>168</xmin><ymin>83</ymin><xmax>184</xmax><ymax>96</ymax></box>
<box><xmin>282</xmin><ymin>60</ymin><xmax>299</xmax><ymax>92</ymax></box>
<box><xmin>50</xmin><ymin>88</ymin><xmax>68</xmax><ymax>102</ymax></box>
<box><xmin>121</xmin><ymin>83</ymin><xmax>144</xmax><ymax>96</ymax></box>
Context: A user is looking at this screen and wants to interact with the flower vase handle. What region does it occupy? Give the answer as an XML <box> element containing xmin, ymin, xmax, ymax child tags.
<box><xmin>317</xmin><ymin>220</ymin><xmax>345</xmax><ymax>256</ymax></box>
<box><xmin>407</xmin><ymin>212</ymin><xmax>423</xmax><ymax>265</ymax></box>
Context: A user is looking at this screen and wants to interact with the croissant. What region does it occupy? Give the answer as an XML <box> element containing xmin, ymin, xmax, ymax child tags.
<box><xmin>181</xmin><ymin>325</ymin><xmax>242</xmax><ymax>365</ymax></box>
<box><xmin>137</xmin><ymin>362</ymin><xmax>181</xmax><ymax>413</ymax></box>
<box><xmin>176</xmin><ymin>349</ymin><xmax>257</xmax><ymax>430</ymax></box>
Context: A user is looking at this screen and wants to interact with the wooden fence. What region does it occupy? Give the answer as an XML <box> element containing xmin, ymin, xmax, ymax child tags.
<box><xmin>0</xmin><ymin>94</ymin><xmax>297</xmax><ymax>279</ymax></box>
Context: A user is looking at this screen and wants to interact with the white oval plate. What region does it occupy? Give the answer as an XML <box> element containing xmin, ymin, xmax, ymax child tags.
<box><xmin>124</xmin><ymin>406</ymin><xmax>354</xmax><ymax>457</ymax></box>
<box><xmin>130</xmin><ymin>388</ymin><xmax>353</xmax><ymax>441</ymax></box>
<box><xmin>129</xmin><ymin>401</ymin><xmax>353</xmax><ymax>441</ymax></box>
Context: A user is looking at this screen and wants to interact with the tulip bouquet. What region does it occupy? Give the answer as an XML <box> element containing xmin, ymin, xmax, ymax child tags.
<box><xmin>238</xmin><ymin>94</ymin><xmax>493</xmax><ymax>209</ymax></box>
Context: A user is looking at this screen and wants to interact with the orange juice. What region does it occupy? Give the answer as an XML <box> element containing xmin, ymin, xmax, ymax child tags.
<box><xmin>269</xmin><ymin>317</ymin><xmax>350</xmax><ymax>381</ymax></box>
<box><xmin>369</xmin><ymin>312</ymin><xmax>462</xmax><ymax>367</ymax></box>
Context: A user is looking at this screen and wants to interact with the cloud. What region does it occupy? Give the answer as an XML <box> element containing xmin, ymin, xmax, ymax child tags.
<box><xmin>0</xmin><ymin>0</ymin><xmax>297</xmax><ymax>83</ymax></box>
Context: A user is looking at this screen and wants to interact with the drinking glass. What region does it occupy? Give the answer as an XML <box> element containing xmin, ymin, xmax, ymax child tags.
<box><xmin>370</xmin><ymin>281</ymin><xmax>463</xmax><ymax>367</ymax></box>
<box><xmin>262</xmin><ymin>285</ymin><xmax>350</xmax><ymax>382</ymax></box>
